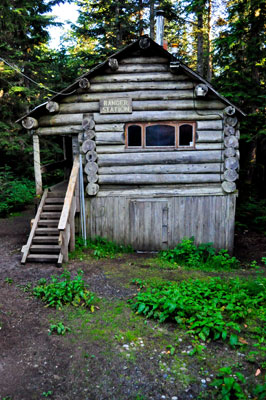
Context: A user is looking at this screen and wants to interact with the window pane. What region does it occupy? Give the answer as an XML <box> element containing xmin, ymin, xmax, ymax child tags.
<box><xmin>146</xmin><ymin>125</ymin><xmax>175</xmax><ymax>147</ymax></box>
<box><xmin>128</xmin><ymin>125</ymin><xmax>142</xmax><ymax>146</ymax></box>
<box><xmin>179</xmin><ymin>124</ymin><xmax>193</xmax><ymax>146</ymax></box>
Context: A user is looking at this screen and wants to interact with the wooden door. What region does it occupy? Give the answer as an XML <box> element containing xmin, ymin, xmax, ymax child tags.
<box><xmin>129</xmin><ymin>200</ymin><xmax>169</xmax><ymax>250</ymax></box>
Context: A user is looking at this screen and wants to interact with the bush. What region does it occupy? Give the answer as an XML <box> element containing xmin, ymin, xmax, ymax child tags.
<box><xmin>159</xmin><ymin>237</ymin><xmax>240</xmax><ymax>269</ymax></box>
<box><xmin>129</xmin><ymin>277</ymin><xmax>266</xmax><ymax>344</ymax></box>
<box><xmin>33</xmin><ymin>270</ymin><xmax>95</xmax><ymax>310</ymax></box>
<box><xmin>0</xmin><ymin>166</ymin><xmax>35</xmax><ymax>217</ymax></box>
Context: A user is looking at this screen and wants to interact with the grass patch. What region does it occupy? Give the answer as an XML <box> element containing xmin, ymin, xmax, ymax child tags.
<box><xmin>70</xmin><ymin>236</ymin><xmax>133</xmax><ymax>260</ymax></box>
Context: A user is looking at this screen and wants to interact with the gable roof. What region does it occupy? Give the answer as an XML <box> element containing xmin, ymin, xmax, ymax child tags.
<box><xmin>17</xmin><ymin>35</ymin><xmax>245</xmax><ymax>123</ymax></box>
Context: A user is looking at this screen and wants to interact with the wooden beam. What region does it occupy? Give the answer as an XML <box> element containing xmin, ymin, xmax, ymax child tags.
<box><xmin>22</xmin><ymin>117</ymin><xmax>38</xmax><ymax>129</ymax></box>
<box><xmin>90</xmin><ymin>72</ymin><xmax>189</xmax><ymax>83</ymax></box>
<box><xmin>33</xmin><ymin>134</ymin><xmax>42</xmax><ymax>196</ymax></box>
<box><xmin>46</xmin><ymin>101</ymin><xmax>59</xmax><ymax>113</ymax></box>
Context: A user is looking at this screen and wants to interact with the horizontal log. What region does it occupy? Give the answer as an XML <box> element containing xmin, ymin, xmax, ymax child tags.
<box><xmin>98</xmin><ymin>173</ymin><xmax>222</xmax><ymax>185</ymax></box>
<box><xmin>96</xmin><ymin>131</ymin><xmax>124</xmax><ymax>144</ymax></box>
<box><xmin>224</xmin><ymin>169</ymin><xmax>238</xmax><ymax>182</ymax></box>
<box><xmin>108</xmin><ymin>58</ymin><xmax>119</xmax><ymax>71</ymax></box>
<box><xmin>95</xmin><ymin>124</ymin><xmax>124</xmax><ymax>132</ymax></box>
<box><xmin>87</xmin><ymin>173</ymin><xmax>99</xmax><ymax>183</ymax></box>
<box><xmin>90</xmin><ymin>72</ymin><xmax>189</xmax><ymax>83</ymax></box>
<box><xmin>84</xmin><ymin>162</ymin><xmax>98</xmax><ymax>175</ymax></box>
<box><xmin>89</xmin><ymin>81</ymin><xmax>194</xmax><ymax>92</ymax></box>
<box><xmin>22</xmin><ymin>117</ymin><xmax>38</xmax><ymax>129</ymax></box>
<box><xmin>81</xmin><ymin>139</ymin><xmax>96</xmax><ymax>153</ymax></box>
<box><xmin>86</xmin><ymin>183</ymin><xmax>99</xmax><ymax>196</ymax></box>
<box><xmin>96</xmin><ymin>185</ymin><xmax>225</xmax><ymax>197</ymax></box>
<box><xmin>224</xmin><ymin>125</ymin><xmax>235</xmax><ymax>136</ymax></box>
<box><xmin>195</xmin><ymin>143</ymin><xmax>223</xmax><ymax>150</ymax></box>
<box><xmin>39</xmin><ymin>114</ymin><xmax>82</xmax><ymax>127</ymax></box>
<box><xmin>224</xmin><ymin>147</ymin><xmax>236</xmax><ymax>158</ymax></box>
<box><xmin>119</xmin><ymin>57</ymin><xmax>169</xmax><ymax>64</ymax></box>
<box><xmin>115</xmin><ymin>64</ymin><xmax>169</xmax><ymax>73</ymax></box>
<box><xmin>225</xmin><ymin>157</ymin><xmax>239</xmax><ymax>170</ymax></box>
<box><xmin>197</xmin><ymin>120</ymin><xmax>223</xmax><ymax>130</ymax></box>
<box><xmin>86</xmin><ymin>150</ymin><xmax>98</xmax><ymax>162</ymax></box>
<box><xmin>37</xmin><ymin>126</ymin><xmax>83</xmax><ymax>135</ymax></box>
<box><xmin>99</xmin><ymin>163</ymin><xmax>224</xmax><ymax>175</ymax></box>
<box><xmin>46</xmin><ymin>101</ymin><xmax>59</xmax><ymax>113</ymax></box>
<box><xmin>61</xmin><ymin>90</ymin><xmax>195</xmax><ymax>103</ymax></box>
<box><xmin>222</xmin><ymin>181</ymin><xmax>236</xmax><ymax>193</ymax></box>
<box><xmin>196</xmin><ymin>131</ymin><xmax>223</xmax><ymax>143</ymax></box>
<box><xmin>224</xmin><ymin>106</ymin><xmax>235</xmax><ymax>116</ymax></box>
<box><xmin>59</xmin><ymin>99</ymin><xmax>225</xmax><ymax>114</ymax></box>
<box><xmin>98</xmin><ymin>150</ymin><xmax>223</xmax><ymax>166</ymax></box>
<box><xmin>96</xmin><ymin>145</ymin><xmax>124</xmax><ymax>153</ymax></box>
<box><xmin>224</xmin><ymin>136</ymin><xmax>238</xmax><ymax>148</ymax></box>
<box><xmin>94</xmin><ymin>111</ymin><xmax>221</xmax><ymax>124</ymax></box>
<box><xmin>225</xmin><ymin>116</ymin><xmax>238</xmax><ymax>127</ymax></box>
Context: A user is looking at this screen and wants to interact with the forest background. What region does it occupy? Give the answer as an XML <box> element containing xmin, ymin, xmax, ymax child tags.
<box><xmin>0</xmin><ymin>0</ymin><xmax>265</xmax><ymax>233</ymax></box>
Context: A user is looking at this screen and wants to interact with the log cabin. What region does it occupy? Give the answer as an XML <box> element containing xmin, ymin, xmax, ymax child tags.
<box><xmin>19</xmin><ymin>33</ymin><xmax>245</xmax><ymax>265</ymax></box>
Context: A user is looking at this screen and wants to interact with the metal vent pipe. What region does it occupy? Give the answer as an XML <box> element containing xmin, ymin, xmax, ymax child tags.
<box><xmin>156</xmin><ymin>10</ymin><xmax>165</xmax><ymax>46</ymax></box>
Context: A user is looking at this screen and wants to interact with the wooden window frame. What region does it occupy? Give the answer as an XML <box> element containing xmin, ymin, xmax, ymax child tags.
<box><xmin>125</xmin><ymin>122</ymin><xmax>196</xmax><ymax>149</ymax></box>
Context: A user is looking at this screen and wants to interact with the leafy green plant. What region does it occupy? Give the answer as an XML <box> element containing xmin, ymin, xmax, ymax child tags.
<box><xmin>129</xmin><ymin>277</ymin><xmax>266</xmax><ymax>345</ymax></box>
<box><xmin>210</xmin><ymin>366</ymin><xmax>247</xmax><ymax>399</ymax></box>
<box><xmin>48</xmin><ymin>322</ymin><xmax>70</xmax><ymax>336</ymax></box>
<box><xmin>4</xmin><ymin>278</ymin><xmax>13</xmax><ymax>285</ymax></box>
<box><xmin>253</xmin><ymin>375</ymin><xmax>266</xmax><ymax>400</ymax></box>
<box><xmin>33</xmin><ymin>270</ymin><xmax>95</xmax><ymax>310</ymax></box>
<box><xmin>0</xmin><ymin>166</ymin><xmax>35</xmax><ymax>217</ymax></box>
<box><xmin>71</xmin><ymin>236</ymin><xmax>133</xmax><ymax>259</ymax></box>
<box><xmin>159</xmin><ymin>237</ymin><xmax>240</xmax><ymax>270</ymax></box>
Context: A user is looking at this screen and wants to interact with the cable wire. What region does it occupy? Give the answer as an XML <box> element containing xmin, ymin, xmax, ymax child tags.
<box><xmin>0</xmin><ymin>56</ymin><xmax>76</xmax><ymax>96</ymax></box>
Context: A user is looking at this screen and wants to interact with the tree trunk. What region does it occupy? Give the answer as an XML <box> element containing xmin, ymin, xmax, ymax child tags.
<box><xmin>206</xmin><ymin>0</ymin><xmax>212</xmax><ymax>81</ymax></box>
<box><xmin>197</xmin><ymin>10</ymin><xmax>204</xmax><ymax>76</ymax></box>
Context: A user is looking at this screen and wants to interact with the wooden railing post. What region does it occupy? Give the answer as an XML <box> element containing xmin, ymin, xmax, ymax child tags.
<box><xmin>69</xmin><ymin>196</ymin><xmax>76</xmax><ymax>252</ymax></box>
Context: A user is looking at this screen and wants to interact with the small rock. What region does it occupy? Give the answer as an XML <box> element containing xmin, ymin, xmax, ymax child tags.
<box><xmin>172</xmin><ymin>397</ymin><xmax>178</xmax><ymax>400</ymax></box>
<box><xmin>201</xmin><ymin>379</ymin><xmax>206</xmax><ymax>384</ymax></box>
<box><xmin>163</xmin><ymin>374</ymin><xmax>168</xmax><ymax>379</ymax></box>
<box><xmin>161</xmin><ymin>396</ymin><xmax>166</xmax><ymax>399</ymax></box>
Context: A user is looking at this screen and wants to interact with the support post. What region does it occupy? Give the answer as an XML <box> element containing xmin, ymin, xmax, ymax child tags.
<box><xmin>33</xmin><ymin>133</ymin><xmax>42</xmax><ymax>196</ymax></box>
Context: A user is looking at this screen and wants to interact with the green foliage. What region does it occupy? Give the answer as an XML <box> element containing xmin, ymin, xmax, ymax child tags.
<box><xmin>33</xmin><ymin>270</ymin><xmax>95</xmax><ymax>310</ymax></box>
<box><xmin>253</xmin><ymin>375</ymin><xmax>266</xmax><ymax>400</ymax></box>
<box><xmin>48</xmin><ymin>322</ymin><xmax>71</xmax><ymax>336</ymax></box>
<box><xmin>129</xmin><ymin>277</ymin><xmax>266</xmax><ymax>344</ymax></box>
<box><xmin>236</xmin><ymin>196</ymin><xmax>266</xmax><ymax>233</ymax></box>
<box><xmin>210</xmin><ymin>366</ymin><xmax>247</xmax><ymax>399</ymax></box>
<box><xmin>72</xmin><ymin>236</ymin><xmax>133</xmax><ymax>259</ymax></box>
<box><xmin>159</xmin><ymin>238</ymin><xmax>240</xmax><ymax>270</ymax></box>
<box><xmin>0</xmin><ymin>166</ymin><xmax>35</xmax><ymax>217</ymax></box>
<box><xmin>42</xmin><ymin>390</ymin><xmax>53</xmax><ymax>397</ymax></box>
<box><xmin>4</xmin><ymin>278</ymin><xmax>13</xmax><ymax>285</ymax></box>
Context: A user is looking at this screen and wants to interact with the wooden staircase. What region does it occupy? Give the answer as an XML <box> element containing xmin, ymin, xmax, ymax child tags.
<box><xmin>21</xmin><ymin>156</ymin><xmax>80</xmax><ymax>265</ymax></box>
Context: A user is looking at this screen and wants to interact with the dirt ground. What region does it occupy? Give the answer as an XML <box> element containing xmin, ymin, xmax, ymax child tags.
<box><xmin>0</xmin><ymin>206</ymin><xmax>265</xmax><ymax>400</ymax></box>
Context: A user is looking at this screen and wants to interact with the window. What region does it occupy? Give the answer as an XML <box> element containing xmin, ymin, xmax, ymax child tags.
<box><xmin>126</xmin><ymin>122</ymin><xmax>195</xmax><ymax>149</ymax></box>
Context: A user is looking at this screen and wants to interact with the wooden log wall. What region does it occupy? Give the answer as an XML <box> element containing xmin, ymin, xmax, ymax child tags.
<box><xmin>86</xmin><ymin>193</ymin><xmax>236</xmax><ymax>252</ymax></box>
<box><xmin>36</xmin><ymin>54</ymin><xmax>238</xmax><ymax>194</ymax></box>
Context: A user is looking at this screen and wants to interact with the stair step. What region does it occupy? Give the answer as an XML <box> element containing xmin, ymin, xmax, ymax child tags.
<box><xmin>35</xmin><ymin>228</ymin><xmax>59</xmax><ymax>235</ymax></box>
<box><xmin>43</xmin><ymin>205</ymin><xmax>63</xmax><ymax>211</ymax></box>
<box><xmin>27</xmin><ymin>254</ymin><xmax>59</xmax><ymax>263</ymax></box>
<box><xmin>45</xmin><ymin>198</ymin><xmax>65</xmax><ymax>204</ymax></box>
<box><xmin>47</xmin><ymin>191</ymin><xmax>65</xmax><ymax>198</ymax></box>
<box><xmin>41</xmin><ymin>212</ymin><xmax>61</xmax><ymax>219</ymax></box>
<box><xmin>30</xmin><ymin>245</ymin><xmax>60</xmax><ymax>254</ymax></box>
<box><xmin>33</xmin><ymin>236</ymin><xmax>59</xmax><ymax>244</ymax></box>
<box><xmin>38</xmin><ymin>219</ymin><xmax>59</xmax><ymax>227</ymax></box>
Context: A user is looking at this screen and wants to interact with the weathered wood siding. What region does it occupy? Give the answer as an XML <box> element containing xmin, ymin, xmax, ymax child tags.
<box><xmin>85</xmin><ymin>193</ymin><xmax>236</xmax><ymax>252</ymax></box>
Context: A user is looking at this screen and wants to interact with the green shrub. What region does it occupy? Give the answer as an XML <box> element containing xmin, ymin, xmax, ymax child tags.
<box><xmin>159</xmin><ymin>237</ymin><xmax>240</xmax><ymax>269</ymax></box>
<box><xmin>33</xmin><ymin>270</ymin><xmax>95</xmax><ymax>310</ymax></box>
<box><xmin>129</xmin><ymin>277</ymin><xmax>266</xmax><ymax>344</ymax></box>
<box><xmin>209</xmin><ymin>366</ymin><xmax>247</xmax><ymax>399</ymax></box>
<box><xmin>0</xmin><ymin>166</ymin><xmax>35</xmax><ymax>217</ymax></box>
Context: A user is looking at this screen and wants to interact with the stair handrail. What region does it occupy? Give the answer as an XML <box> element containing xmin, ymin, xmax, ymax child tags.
<box><xmin>21</xmin><ymin>188</ymin><xmax>49</xmax><ymax>264</ymax></box>
<box><xmin>58</xmin><ymin>155</ymin><xmax>80</xmax><ymax>263</ymax></box>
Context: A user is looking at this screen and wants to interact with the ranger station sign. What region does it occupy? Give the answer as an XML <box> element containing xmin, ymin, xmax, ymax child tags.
<box><xmin>100</xmin><ymin>97</ymin><xmax>132</xmax><ymax>114</ymax></box>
